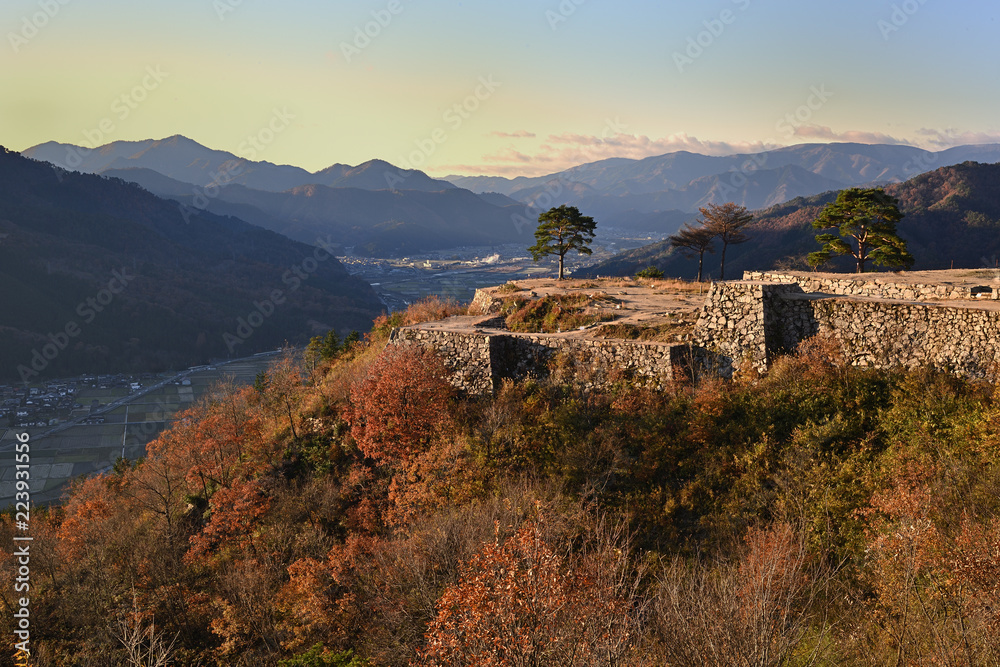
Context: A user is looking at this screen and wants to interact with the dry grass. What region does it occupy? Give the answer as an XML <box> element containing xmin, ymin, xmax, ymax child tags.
<box><xmin>503</xmin><ymin>294</ymin><xmax>618</xmax><ymax>333</ymax></box>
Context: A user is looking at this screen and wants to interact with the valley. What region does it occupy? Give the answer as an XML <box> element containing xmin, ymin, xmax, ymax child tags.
<box><xmin>0</xmin><ymin>351</ymin><xmax>282</xmax><ymax>507</ymax></box>
<box><xmin>342</xmin><ymin>231</ymin><xmax>663</xmax><ymax>312</ymax></box>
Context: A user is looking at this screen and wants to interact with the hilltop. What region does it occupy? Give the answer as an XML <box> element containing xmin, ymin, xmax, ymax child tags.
<box><xmin>11</xmin><ymin>290</ymin><xmax>1000</xmax><ymax>664</ymax></box>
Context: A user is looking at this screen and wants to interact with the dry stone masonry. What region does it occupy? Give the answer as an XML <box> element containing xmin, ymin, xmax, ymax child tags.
<box><xmin>744</xmin><ymin>271</ymin><xmax>1000</xmax><ymax>301</ymax></box>
<box><xmin>698</xmin><ymin>271</ymin><xmax>1000</xmax><ymax>379</ymax></box>
<box><xmin>390</xmin><ymin>326</ymin><xmax>688</xmax><ymax>395</ymax></box>
<box><xmin>391</xmin><ymin>271</ymin><xmax>1000</xmax><ymax>393</ymax></box>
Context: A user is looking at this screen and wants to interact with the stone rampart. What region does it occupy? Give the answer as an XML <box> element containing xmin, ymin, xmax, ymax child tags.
<box><xmin>393</xmin><ymin>272</ymin><xmax>1000</xmax><ymax>393</ymax></box>
<box><xmin>744</xmin><ymin>271</ymin><xmax>999</xmax><ymax>301</ymax></box>
<box><xmin>389</xmin><ymin>327</ymin><xmax>689</xmax><ymax>394</ymax></box>
<box><xmin>697</xmin><ymin>279</ymin><xmax>1000</xmax><ymax>379</ymax></box>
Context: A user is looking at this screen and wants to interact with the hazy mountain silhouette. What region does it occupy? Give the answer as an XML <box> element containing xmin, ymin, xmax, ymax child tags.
<box><xmin>0</xmin><ymin>146</ymin><xmax>383</xmax><ymax>382</ymax></box>
<box><xmin>99</xmin><ymin>167</ymin><xmax>530</xmax><ymax>255</ymax></box>
<box><xmin>24</xmin><ymin>135</ymin><xmax>457</xmax><ymax>193</ymax></box>
<box><xmin>26</xmin><ymin>136</ymin><xmax>529</xmax><ymax>254</ymax></box>
<box><xmin>447</xmin><ymin>143</ymin><xmax>1000</xmax><ymax>233</ymax></box>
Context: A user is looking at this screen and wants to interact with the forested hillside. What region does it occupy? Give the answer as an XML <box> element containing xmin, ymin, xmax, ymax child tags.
<box><xmin>4</xmin><ymin>299</ymin><xmax>1000</xmax><ymax>665</ymax></box>
<box><xmin>0</xmin><ymin>147</ymin><xmax>382</xmax><ymax>381</ymax></box>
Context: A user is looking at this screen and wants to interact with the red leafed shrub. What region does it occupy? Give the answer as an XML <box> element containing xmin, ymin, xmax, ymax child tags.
<box><xmin>349</xmin><ymin>345</ymin><xmax>453</xmax><ymax>465</ymax></box>
<box><xmin>416</xmin><ymin>522</ymin><xmax>638</xmax><ymax>666</ymax></box>
<box><xmin>186</xmin><ymin>478</ymin><xmax>272</xmax><ymax>562</ymax></box>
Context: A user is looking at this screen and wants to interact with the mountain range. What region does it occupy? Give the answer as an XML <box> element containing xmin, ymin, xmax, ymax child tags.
<box><xmin>0</xmin><ymin>146</ymin><xmax>383</xmax><ymax>382</ymax></box>
<box><xmin>24</xmin><ymin>138</ymin><xmax>1000</xmax><ymax>252</ymax></box>
<box><xmin>579</xmin><ymin>161</ymin><xmax>1000</xmax><ymax>279</ymax></box>
<box><xmin>24</xmin><ymin>137</ymin><xmax>532</xmax><ymax>255</ymax></box>
<box><xmin>25</xmin><ymin>135</ymin><xmax>457</xmax><ymax>193</ymax></box>
<box><xmin>447</xmin><ymin>143</ymin><xmax>1000</xmax><ymax>234</ymax></box>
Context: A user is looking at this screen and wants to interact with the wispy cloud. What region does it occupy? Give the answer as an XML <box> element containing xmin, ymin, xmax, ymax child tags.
<box><xmin>488</xmin><ymin>130</ymin><xmax>536</xmax><ymax>138</ymax></box>
<box><xmin>433</xmin><ymin>126</ymin><xmax>1000</xmax><ymax>178</ymax></box>
<box><xmin>915</xmin><ymin>127</ymin><xmax>1000</xmax><ymax>149</ymax></box>
<box><xmin>436</xmin><ymin>132</ymin><xmax>778</xmax><ymax>177</ymax></box>
<box><xmin>786</xmin><ymin>124</ymin><xmax>910</xmax><ymax>145</ymax></box>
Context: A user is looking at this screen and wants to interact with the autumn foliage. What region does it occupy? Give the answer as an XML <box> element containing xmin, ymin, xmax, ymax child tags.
<box><xmin>349</xmin><ymin>345</ymin><xmax>453</xmax><ymax>464</ymax></box>
<box><xmin>417</xmin><ymin>521</ymin><xmax>638</xmax><ymax>666</ymax></box>
<box><xmin>8</xmin><ymin>321</ymin><xmax>1000</xmax><ymax>665</ymax></box>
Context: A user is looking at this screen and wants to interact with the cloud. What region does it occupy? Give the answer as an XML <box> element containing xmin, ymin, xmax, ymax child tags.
<box><xmin>786</xmin><ymin>124</ymin><xmax>910</xmax><ymax>145</ymax></box>
<box><xmin>488</xmin><ymin>130</ymin><xmax>536</xmax><ymax>138</ymax></box>
<box><xmin>787</xmin><ymin>124</ymin><xmax>1000</xmax><ymax>150</ymax></box>
<box><xmin>437</xmin><ymin>132</ymin><xmax>779</xmax><ymax>177</ymax></box>
<box><xmin>915</xmin><ymin>127</ymin><xmax>1000</xmax><ymax>149</ymax></box>
<box><xmin>433</xmin><ymin>125</ymin><xmax>1000</xmax><ymax>178</ymax></box>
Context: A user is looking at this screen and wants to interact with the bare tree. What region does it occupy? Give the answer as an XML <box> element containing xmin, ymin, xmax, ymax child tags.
<box><xmin>646</xmin><ymin>523</ymin><xmax>829</xmax><ymax>666</ymax></box>
<box><xmin>699</xmin><ymin>202</ymin><xmax>753</xmax><ymax>280</ymax></box>
<box><xmin>113</xmin><ymin>608</ymin><xmax>178</xmax><ymax>667</ymax></box>
<box><xmin>669</xmin><ymin>223</ymin><xmax>716</xmax><ymax>282</ymax></box>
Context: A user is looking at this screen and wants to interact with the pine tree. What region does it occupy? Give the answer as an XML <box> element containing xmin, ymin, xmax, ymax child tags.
<box><xmin>808</xmin><ymin>187</ymin><xmax>914</xmax><ymax>273</ymax></box>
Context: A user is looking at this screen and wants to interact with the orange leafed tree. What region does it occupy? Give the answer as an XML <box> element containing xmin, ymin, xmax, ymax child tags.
<box><xmin>349</xmin><ymin>345</ymin><xmax>453</xmax><ymax>464</ymax></box>
<box><xmin>861</xmin><ymin>462</ymin><xmax>1000</xmax><ymax>664</ymax></box>
<box><xmin>186</xmin><ymin>478</ymin><xmax>272</xmax><ymax>562</ymax></box>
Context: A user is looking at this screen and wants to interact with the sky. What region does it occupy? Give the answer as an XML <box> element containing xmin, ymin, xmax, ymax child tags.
<box><xmin>2</xmin><ymin>0</ymin><xmax>999</xmax><ymax>177</ymax></box>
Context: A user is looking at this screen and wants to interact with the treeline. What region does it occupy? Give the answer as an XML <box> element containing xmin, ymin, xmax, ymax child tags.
<box><xmin>3</xmin><ymin>299</ymin><xmax>1000</xmax><ymax>665</ymax></box>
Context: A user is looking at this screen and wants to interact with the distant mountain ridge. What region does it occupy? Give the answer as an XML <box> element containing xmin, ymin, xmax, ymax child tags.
<box><xmin>26</xmin><ymin>137</ymin><xmax>1000</xmax><ymax>251</ymax></box>
<box><xmin>24</xmin><ymin>136</ymin><xmax>532</xmax><ymax>255</ymax></box>
<box><xmin>24</xmin><ymin>135</ymin><xmax>458</xmax><ymax>193</ymax></box>
<box><xmin>446</xmin><ymin>142</ymin><xmax>1000</xmax><ymax>235</ymax></box>
<box><xmin>0</xmin><ymin>146</ymin><xmax>383</xmax><ymax>382</ymax></box>
<box><xmin>96</xmin><ymin>166</ymin><xmax>530</xmax><ymax>255</ymax></box>
<box><xmin>578</xmin><ymin>161</ymin><xmax>1000</xmax><ymax>279</ymax></box>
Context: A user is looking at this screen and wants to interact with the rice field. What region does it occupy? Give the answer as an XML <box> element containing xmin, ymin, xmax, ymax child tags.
<box><xmin>1</xmin><ymin>352</ymin><xmax>283</xmax><ymax>507</ymax></box>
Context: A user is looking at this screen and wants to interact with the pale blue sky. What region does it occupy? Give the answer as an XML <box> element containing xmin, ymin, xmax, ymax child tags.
<box><xmin>2</xmin><ymin>0</ymin><xmax>997</xmax><ymax>176</ymax></box>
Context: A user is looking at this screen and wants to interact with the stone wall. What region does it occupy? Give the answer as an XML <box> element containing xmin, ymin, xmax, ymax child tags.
<box><xmin>468</xmin><ymin>288</ymin><xmax>503</xmax><ymax>315</ymax></box>
<box><xmin>744</xmin><ymin>271</ymin><xmax>1000</xmax><ymax>301</ymax></box>
<box><xmin>693</xmin><ymin>282</ymin><xmax>802</xmax><ymax>374</ymax></box>
<box><xmin>397</xmin><ymin>273</ymin><xmax>1000</xmax><ymax>393</ymax></box>
<box><xmin>389</xmin><ymin>328</ymin><xmax>496</xmax><ymax>394</ymax></box>
<box><xmin>389</xmin><ymin>326</ymin><xmax>689</xmax><ymax>394</ymax></box>
<box><xmin>698</xmin><ymin>280</ymin><xmax>1000</xmax><ymax>379</ymax></box>
<box><xmin>773</xmin><ymin>294</ymin><xmax>1000</xmax><ymax>377</ymax></box>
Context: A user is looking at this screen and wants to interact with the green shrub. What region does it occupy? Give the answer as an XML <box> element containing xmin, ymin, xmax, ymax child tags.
<box><xmin>635</xmin><ymin>266</ymin><xmax>664</xmax><ymax>279</ymax></box>
<box><xmin>279</xmin><ymin>645</ymin><xmax>370</xmax><ymax>667</ymax></box>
